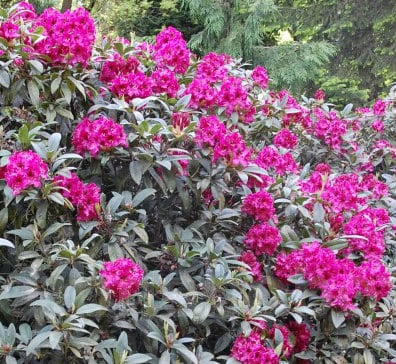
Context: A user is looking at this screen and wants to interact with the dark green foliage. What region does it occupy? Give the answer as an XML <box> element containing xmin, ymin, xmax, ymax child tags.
<box><xmin>279</xmin><ymin>0</ymin><xmax>396</xmax><ymax>104</ymax></box>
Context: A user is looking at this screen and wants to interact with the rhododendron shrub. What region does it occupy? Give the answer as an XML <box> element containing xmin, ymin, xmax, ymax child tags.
<box><xmin>0</xmin><ymin>3</ymin><xmax>396</xmax><ymax>363</ymax></box>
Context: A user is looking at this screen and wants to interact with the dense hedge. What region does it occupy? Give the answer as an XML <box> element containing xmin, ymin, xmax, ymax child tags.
<box><xmin>1</xmin><ymin>3</ymin><xmax>396</xmax><ymax>363</ymax></box>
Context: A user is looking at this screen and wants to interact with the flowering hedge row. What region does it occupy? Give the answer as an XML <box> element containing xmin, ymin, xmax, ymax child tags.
<box><xmin>0</xmin><ymin>2</ymin><xmax>396</xmax><ymax>363</ymax></box>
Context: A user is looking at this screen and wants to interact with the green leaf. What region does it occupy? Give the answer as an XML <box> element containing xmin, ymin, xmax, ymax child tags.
<box><xmin>30</xmin><ymin>299</ymin><xmax>67</xmax><ymax>315</ymax></box>
<box><xmin>64</xmin><ymin>286</ymin><xmax>76</xmax><ymax>310</ymax></box>
<box><xmin>75</xmin><ymin>303</ymin><xmax>108</xmax><ymax>315</ymax></box>
<box><xmin>49</xmin><ymin>331</ymin><xmax>63</xmax><ymax>350</ymax></box>
<box><xmin>172</xmin><ymin>342</ymin><xmax>198</xmax><ymax>364</ymax></box>
<box><xmin>159</xmin><ymin>350</ymin><xmax>170</xmax><ymax>364</ymax></box>
<box><xmin>132</xmin><ymin>188</ymin><xmax>156</xmax><ymax>207</ymax></box>
<box><xmin>192</xmin><ymin>302</ymin><xmax>211</xmax><ymax>324</ymax></box>
<box><xmin>0</xmin><ymin>238</ymin><xmax>14</xmax><ymax>249</ymax></box>
<box><xmin>331</xmin><ymin>309</ymin><xmax>345</xmax><ymax>329</ymax></box>
<box><xmin>26</xmin><ymin>331</ymin><xmax>52</xmax><ymax>355</ymax></box>
<box><xmin>51</xmin><ymin>77</ymin><xmax>62</xmax><ymax>94</ymax></box>
<box><xmin>125</xmin><ymin>353</ymin><xmax>152</xmax><ymax>364</ymax></box>
<box><xmin>313</xmin><ymin>202</ymin><xmax>325</xmax><ymax>223</ymax></box>
<box><xmin>48</xmin><ymin>133</ymin><xmax>62</xmax><ymax>152</ymax></box>
<box><xmin>163</xmin><ymin>291</ymin><xmax>187</xmax><ymax>308</ymax></box>
<box><xmin>0</xmin><ymin>69</ymin><xmax>11</xmax><ymax>88</ymax></box>
<box><xmin>0</xmin><ymin>286</ymin><xmax>36</xmax><ymax>300</ymax></box>
<box><xmin>27</xmin><ymin>80</ymin><xmax>40</xmax><ymax>106</ymax></box>
<box><xmin>28</xmin><ymin>60</ymin><xmax>44</xmax><ymax>74</ymax></box>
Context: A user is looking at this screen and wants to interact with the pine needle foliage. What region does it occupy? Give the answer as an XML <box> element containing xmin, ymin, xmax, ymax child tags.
<box><xmin>182</xmin><ymin>0</ymin><xmax>335</xmax><ymax>93</ymax></box>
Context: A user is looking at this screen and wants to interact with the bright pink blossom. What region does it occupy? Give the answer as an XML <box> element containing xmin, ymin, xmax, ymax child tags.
<box><xmin>239</xmin><ymin>251</ymin><xmax>263</xmax><ymax>282</ymax></box>
<box><xmin>5</xmin><ymin>150</ymin><xmax>48</xmax><ymax>195</ymax></box>
<box><xmin>244</xmin><ymin>223</ymin><xmax>282</xmax><ymax>256</ymax></box>
<box><xmin>99</xmin><ymin>258</ymin><xmax>144</xmax><ymax>301</ymax></box>
<box><xmin>252</xmin><ymin>65</ymin><xmax>269</xmax><ymax>89</ymax></box>
<box><xmin>230</xmin><ymin>331</ymin><xmax>279</xmax><ymax>364</ymax></box>
<box><xmin>273</xmin><ymin>129</ymin><xmax>298</xmax><ymax>149</ymax></box>
<box><xmin>153</xmin><ymin>26</ymin><xmax>190</xmax><ymax>74</ymax></box>
<box><xmin>54</xmin><ymin>173</ymin><xmax>101</xmax><ymax>221</ymax></box>
<box><xmin>72</xmin><ymin>116</ymin><xmax>128</xmax><ymax>157</ymax></box>
<box><xmin>34</xmin><ymin>7</ymin><xmax>95</xmax><ymax>66</ymax></box>
<box><xmin>241</xmin><ymin>190</ymin><xmax>275</xmax><ymax>222</ymax></box>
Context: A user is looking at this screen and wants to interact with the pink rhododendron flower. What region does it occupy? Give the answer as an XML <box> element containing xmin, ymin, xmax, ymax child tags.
<box><xmin>100</xmin><ymin>53</ymin><xmax>140</xmax><ymax>83</ymax></box>
<box><xmin>241</xmin><ymin>190</ymin><xmax>275</xmax><ymax>222</ymax></box>
<box><xmin>255</xmin><ymin>146</ymin><xmax>299</xmax><ymax>175</ymax></box>
<box><xmin>151</xmin><ymin>67</ymin><xmax>180</xmax><ymax>97</ymax></box>
<box><xmin>212</xmin><ymin>131</ymin><xmax>252</xmax><ymax>167</ymax></box>
<box><xmin>268</xmin><ymin>325</ymin><xmax>293</xmax><ymax>358</ymax></box>
<box><xmin>5</xmin><ymin>150</ymin><xmax>48</xmax><ymax>195</ymax></box>
<box><xmin>313</xmin><ymin>108</ymin><xmax>347</xmax><ymax>150</ymax></box>
<box><xmin>109</xmin><ymin>71</ymin><xmax>153</xmax><ymax>102</ymax></box>
<box><xmin>252</xmin><ymin>65</ymin><xmax>269</xmax><ymax>89</ymax></box>
<box><xmin>372</xmin><ymin>99</ymin><xmax>389</xmax><ymax>116</ymax></box>
<box><xmin>239</xmin><ymin>251</ymin><xmax>263</xmax><ymax>282</ymax></box>
<box><xmin>342</xmin><ymin>208</ymin><xmax>389</xmax><ymax>259</ymax></box>
<box><xmin>314</xmin><ymin>89</ymin><xmax>326</xmax><ymax>101</ymax></box>
<box><xmin>196</xmin><ymin>52</ymin><xmax>231</xmax><ymax>83</ymax></box>
<box><xmin>355</xmin><ymin>260</ymin><xmax>392</xmax><ymax>301</ymax></box>
<box><xmin>194</xmin><ymin>115</ymin><xmax>227</xmax><ymax>148</ymax></box>
<box><xmin>153</xmin><ymin>26</ymin><xmax>190</xmax><ymax>74</ymax></box>
<box><xmin>287</xmin><ymin>322</ymin><xmax>310</xmax><ymax>353</ymax></box>
<box><xmin>34</xmin><ymin>7</ymin><xmax>95</xmax><ymax>66</ymax></box>
<box><xmin>185</xmin><ymin>77</ymin><xmax>218</xmax><ymax>109</ymax></box>
<box><xmin>172</xmin><ymin>112</ymin><xmax>190</xmax><ymax>135</ymax></box>
<box><xmin>72</xmin><ymin>116</ymin><xmax>128</xmax><ymax>157</ymax></box>
<box><xmin>0</xmin><ymin>21</ymin><xmax>19</xmax><ymax>41</ymax></box>
<box><xmin>99</xmin><ymin>258</ymin><xmax>144</xmax><ymax>301</ymax></box>
<box><xmin>230</xmin><ymin>331</ymin><xmax>279</xmax><ymax>364</ymax></box>
<box><xmin>371</xmin><ymin>119</ymin><xmax>385</xmax><ymax>132</ymax></box>
<box><xmin>244</xmin><ymin>223</ymin><xmax>282</xmax><ymax>256</ymax></box>
<box><xmin>54</xmin><ymin>172</ymin><xmax>102</xmax><ymax>222</ymax></box>
<box><xmin>273</xmin><ymin>129</ymin><xmax>298</xmax><ymax>149</ymax></box>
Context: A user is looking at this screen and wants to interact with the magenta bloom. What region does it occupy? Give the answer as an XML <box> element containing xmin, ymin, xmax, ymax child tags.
<box><xmin>230</xmin><ymin>331</ymin><xmax>279</xmax><ymax>364</ymax></box>
<box><xmin>99</xmin><ymin>258</ymin><xmax>144</xmax><ymax>301</ymax></box>
<box><xmin>273</xmin><ymin>129</ymin><xmax>298</xmax><ymax>149</ymax></box>
<box><xmin>241</xmin><ymin>190</ymin><xmax>275</xmax><ymax>222</ymax></box>
<box><xmin>239</xmin><ymin>251</ymin><xmax>263</xmax><ymax>282</ymax></box>
<box><xmin>34</xmin><ymin>7</ymin><xmax>95</xmax><ymax>66</ymax></box>
<box><xmin>54</xmin><ymin>173</ymin><xmax>101</xmax><ymax>222</ymax></box>
<box><xmin>72</xmin><ymin>116</ymin><xmax>128</xmax><ymax>157</ymax></box>
<box><xmin>5</xmin><ymin>150</ymin><xmax>48</xmax><ymax>195</ymax></box>
<box><xmin>244</xmin><ymin>223</ymin><xmax>282</xmax><ymax>256</ymax></box>
<box><xmin>252</xmin><ymin>65</ymin><xmax>269</xmax><ymax>89</ymax></box>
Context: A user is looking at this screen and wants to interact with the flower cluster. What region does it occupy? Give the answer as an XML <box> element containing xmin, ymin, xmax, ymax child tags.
<box><xmin>241</xmin><ymin>190</ymin><xmax>276</xmax><ymax>222</ymax></box>
<box><xmin>255</xmin><ymin>146</ymin><xmax>299</xmax><ymax>175</ymax></box>
<box><xmin>72</xmin><ymin>116</ymin><xmax>128</xmax><ymax>158</ymax></box>
<box><xmin>230</xmin><ymin>331</ymin><xmax>279</xmax><ymax>364</ymax></box>
<box><xmin>99</xmin><ymin>258</ymin><xmax>144</xmax><ymax>301</ymax></box>
<box><xmin>251</xmin><ymin>65</ymin><xmax>269</xmax><ymax>89</ymax></box>
<box><xmin>313</xmin><ymin>108</ymin><xmax>347</xmax><ymax>150</ymax></box>
<box><xmin>274</xmin><ymin>242</ymin><xmax>392</xmax><ymax>311</ymax></box>
<box><xmin>153</xmin><ymin>26</ymin><xmax>190</xmax><ymax>74</ymax></box>
<box><xmin>239</xmin><ymin>251</ymin><xmax>263</xmax><ymax>282</ymax></box>
<box><xmin>34</xmin><ymin>7</ymin><xmax>95</xmax><ymax>66</ymax></box>
<box><xmin>244</xmin><ymin>223</ymin><xmax>282</xmax><ymax>256</ymax></box>
<box><xmin>54</xmin><ymin>172</ymin><xmax>101</xmax><ymax>221</ymax></box>
<box><xmin>4</xmin><ymin>150</ymin><xmax>48</xmax><ymax>195</ymax></box>
<box><xmin>273</xmin><ymin>128</ymin><xmax>298</xmax><ymax>149</ymax></box>
<box><xmin>185</xmin><ymin>53</ymin><xmax>257</xmax><ymax>123</ymax></box>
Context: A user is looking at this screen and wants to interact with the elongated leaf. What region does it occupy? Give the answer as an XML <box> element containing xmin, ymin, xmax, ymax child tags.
<box><xmin>0</xmin><ymin>238</ymin><xmax>14</xmax><ymax>249</ymax></box>
<box><xmin>75</xmin><ymin>304</ymin><xmax>108</xmax><ymax>315</ymax></box>
<box><xmin>0</xmin><ymin>286</ymin><xmax>36</xmax><ymax>300</ymax></box>
<box><xmin>132</xmin><ymin>188</ymin><xmax>156</xmax><ymax>207</ymax></box>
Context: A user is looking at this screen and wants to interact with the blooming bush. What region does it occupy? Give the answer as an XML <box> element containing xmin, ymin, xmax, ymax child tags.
<box><xmin>0</xmin><ymin>2</ymin><xmax>396</xmax><ymax>363</ymax></box>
